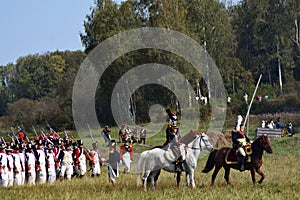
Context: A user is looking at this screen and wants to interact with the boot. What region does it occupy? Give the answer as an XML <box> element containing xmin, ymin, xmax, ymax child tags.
<box><xmin>239</xmin><ymin>155</ymin><xmax>245</xmax><ymax>172</ymax></box>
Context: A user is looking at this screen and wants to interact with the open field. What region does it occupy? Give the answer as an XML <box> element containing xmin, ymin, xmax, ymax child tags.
<box><xmin>0</xmin><ymin>135</ymin><xmax>299</xmax><ymax>200</ymax></box>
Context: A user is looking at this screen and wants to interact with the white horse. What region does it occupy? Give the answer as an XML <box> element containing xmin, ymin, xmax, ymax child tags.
<box><xmin>137</xmin><ymin>132</ymin><xmax>214</xmax><ymax>190</ymax></box>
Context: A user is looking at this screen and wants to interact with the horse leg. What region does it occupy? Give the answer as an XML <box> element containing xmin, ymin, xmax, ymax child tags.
<box><xmin>142</xmin><ymin>171</ymin><xmax>150</xmax><ymax>191</ymax></box>
<box><xmin>186</xmin><ymin>172</ymin><xmax>190</xmax><ymax>187</ymax></box>
<box><xmin>176</xmin><ymin>172</ymin><xmax>181</xmax><ymax>188</ymax></box>
<box><xmin>190</xmin><ymin>170</ymin><xmax>196</xmax><ymax>188</ymax></box>
<box><xmin>250</xmin><ymin>169</ymin><xmax>256</xmax><ymax>184</ymax></box>
<box><xmin>211</xmin><ymin>165</ymin><xmax>222</xmax><ymax>186</ymax></box>
<box><xmin>223</xmin><ymin>166</ymin><xmax>231</xmax><ymax>185</ymax></box>
<box><xmin>256</xmin><ymin>168</ymin><xmax>265</xmax><ymax>184</ymax></box>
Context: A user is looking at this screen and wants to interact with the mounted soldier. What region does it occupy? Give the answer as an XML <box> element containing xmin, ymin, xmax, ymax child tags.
<box><xmin>164</xmin><ymin>108</ymin><xmax>185</xmax><ymax>172</ymax></box>
<box><xmin>232</xmin><ymin>123</ymin><xmax>250</xmax><ymax>171</ymax></box>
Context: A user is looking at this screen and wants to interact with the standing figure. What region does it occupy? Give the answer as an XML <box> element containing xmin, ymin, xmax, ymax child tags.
<box><xmin>139</xmin><ymin>125</ymin><xmax>146</xmax><ymax>145</ymax></box>
<box><xmin>119</xmin><ymin>140</ymin><xmax>133</xmax><ymax>173</ymax></box>
<box><xmin>108</xmin><ymin>144</ymin><xmax>120</xmax><ymax>184</ymax></box>
<box><xmin>102</xmin><ymin>126</ymin><xmax>111</xmax><ymax>145</ymax></box>
<box><xmin>45</xmin><ymin>144</ymin><xmax>56</xmax><ymax>183</ymax></box>
<box><xmin>74</xmin><ymin>140</ymin><xmax>88</xmax><ymax>178</ymax></box>
<box><xmin>118</xmin><ymin>124</ymin><xmax>126</xmax><ymax>143</ymax></box>
<box><xmin>58</xmin><ymin>144</ymin><xmax>74</xmax><ymax>181</ymax></box>
<box><xmin>0</xmin><ymin>143</ymin><xmax>8</xmax><ymax>187</ymax></box>
<box><xmin>89</xmin><ymin>142</ymin><xmax>101</xmax><ymax>177</ymax></box>
<box><xmin>35</xmin><ymin>140</ymin><xmax>47</xmax><ymax>184</ymax></box>
<box><xmin>6</xmin><ymin>146</ymin><xmax>14</xmax><ymax>187</ymax></box>
<box><xmin>25</xmin><ymin>143</ymin><xmax>36</xmax><ymax>185</ymax></box>
<box><xmin>12</xmin><ymin>145</ymin><xmax>24</xmax><ymax>185</ymax></box>
<box><xmin>18</xmin><ymin>144</ymin><xmax>26</xmax><ymax>185</ymax></box>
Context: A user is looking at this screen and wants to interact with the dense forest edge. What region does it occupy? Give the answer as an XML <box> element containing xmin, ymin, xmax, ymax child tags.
<box><xmin>1</xmin><ymin>0</ymin><xmax>300</xmax><ymax>136</ymax></box>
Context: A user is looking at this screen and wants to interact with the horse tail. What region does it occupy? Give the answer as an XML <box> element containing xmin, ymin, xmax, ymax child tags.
<box><xmin>202</xmin><ymin>149</ymin><xmax>217</xmax><ymax>173</ymax></box>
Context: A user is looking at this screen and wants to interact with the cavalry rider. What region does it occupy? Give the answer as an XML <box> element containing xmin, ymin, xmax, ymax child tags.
<box><xmin>232</xmin><ymin>123</ymin><xmax>250</xmax><ymax>171</ymax></box>
<box><xmin>164</xmin><ymin>108</ymin><xmax>185</xmax><ymax>172</ymax></box>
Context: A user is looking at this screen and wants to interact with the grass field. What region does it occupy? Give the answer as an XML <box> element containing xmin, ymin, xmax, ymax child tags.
<box><xmin>0</xmin><ymin>134</ymin><xmax>299</xmax><ymax>200</ymax></box>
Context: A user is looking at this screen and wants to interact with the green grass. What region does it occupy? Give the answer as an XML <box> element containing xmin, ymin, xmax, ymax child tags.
<box><xmin>0</xmin><ymin>135</ymin><xmax>299</xmax><ymax>200</ymax></box>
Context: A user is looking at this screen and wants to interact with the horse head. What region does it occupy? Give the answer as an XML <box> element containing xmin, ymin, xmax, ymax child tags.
<box><xmin>260</xmin><ymin>134</ymin><xmax>273</xmax><ymax>153</ymax></box>
<box><xmin>200</xmin><ymin>133</ymin><xmax>214</xmax><ymax>152</ymax></box>
<box><xmin>254</xmin><ymin>134</ymin><xmax>273</xmax><ymax>154</ymax></box>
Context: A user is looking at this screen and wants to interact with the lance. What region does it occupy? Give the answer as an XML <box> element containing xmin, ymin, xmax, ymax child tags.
<box><xmin>87</xmin><ymin>123</ymin><xmax>95</xmax><ymax>143</ymax></box>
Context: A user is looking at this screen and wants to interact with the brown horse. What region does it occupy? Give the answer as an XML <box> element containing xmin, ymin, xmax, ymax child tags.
<box><xmin>202</xmin><ymin>135</ymin><xmax>273</xmax><ymax>185</ymax></box>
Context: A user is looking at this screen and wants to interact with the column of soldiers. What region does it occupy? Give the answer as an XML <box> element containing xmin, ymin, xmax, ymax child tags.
<box><xmin>0</xmin><ymin>129</ymin><xmax>102</xmax><ymax>187</ymax></box>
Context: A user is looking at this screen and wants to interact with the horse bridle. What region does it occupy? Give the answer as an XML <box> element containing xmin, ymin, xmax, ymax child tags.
<box><xmin>187</xmin><ymin>135</ymin><xmax>204</xmax><ymax>151</ymax></box>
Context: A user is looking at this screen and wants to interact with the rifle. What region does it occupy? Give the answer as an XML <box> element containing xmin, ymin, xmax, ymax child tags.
<box><xmin>7</xmin><ymin>134</ymin><xmax>15</xmax><ymax>145</ymax></box>
<box><xmin>32</xmin><ymin>126</ymin><xmax>39</xmax><ymax>137</ymax></box>
<box><xmin>42</xmin><ymin>128</ymin><xmax>54</xmax><ymax>146</ymax></box>
<box><xmin>1</xmin><ymin>137</ymin><xmax>6</xmax><ymax>146</ymax></box>
<box><xmin>10</xmin><ymin>127</ymin><xmax>19</xmax><ymax>144</ymax></box>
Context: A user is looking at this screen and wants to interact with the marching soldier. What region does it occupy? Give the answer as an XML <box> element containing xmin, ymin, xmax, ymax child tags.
<box><xmin>74</xmin><ymin>140</ymin><xmax>88</xmax><ymax>178</ymax></box>
<box><xmin>6</xmin><ymin>146</ymin><xmax>14</xmax><ymax>187</ymax></box>
<box><xmin>35</xmin><ymin>140</ymin><xmax>47</xmax><ymax>184</ymax></box>
<box><xmin>89</xmin><ymin>142</ymin><xmax>101</xmax><ymax>177</ymax></box>
<box><xmin>12</xmin><ymin>144</ymin><xmax>24</xmax><ymax>185</ymax></box>
<box><xmin>0</xmin><ymin>143</ymin><xmax>8</xmax><ymax>187</ymax></box>
<box><xmin>18</xmin><ymin>144</ymin><xmax>26</xmax><ymax>185</ymax></box>
<box><xmin>45</xmin><ymin>144</ymin><xmax>56</xmax><ymax>183</ymax></box>
<box><xmin>25</xmin><ymin>143</ymin><xmax>36</xmax><ymax>185</ymax></box>
<box><xmin>58</xmin><ymin>143</ymin><xmax>74</xmax><ymax>181</ymax></box>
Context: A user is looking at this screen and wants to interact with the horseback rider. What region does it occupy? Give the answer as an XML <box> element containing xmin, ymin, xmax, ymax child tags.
<box><xmin>232</xmin><ymin>123</ymin><xmax>250</xmax><ymax>171</ymax></box>
<box><xmin>164</xmin><ymin>108</ymin><xmax>185</xmax><ymax>172</ymax></box>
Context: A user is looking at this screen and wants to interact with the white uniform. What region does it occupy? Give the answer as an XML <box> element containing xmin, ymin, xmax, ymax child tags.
<box><xmin>12</xmin><ymin>152</ymin><xmax>23</xmax><ymax>185</ymax></box>
<box><xmin>0</xmin><ymin>151</ymin><xmax>8</xmax><ymax>187</ymax></box>
<box><xmin>90</xmin><ymin>150</ymin><xmax>101</xmax><ymax>176</ymax></box>
<box><xmin>18</xmin><ymin>151</ymin><xmax>26</xmax><ymax>185</ymax></box>
<box><xmin>60</xmin><ymin>150</ymin><xmax>73</xmax><ymax>179</ymax></box>
<box><xmin>36</xmin><ymin>148</ymin><xmax>47</xmax><ymax>184</ymax></box>
<box><xmin>6</xmin><ymin>153</ymin><xmax>14</xmax><ymax>187</ymax></box>
<box><xmin>77</xmin><ymin>148</ymin><xmax>87</xmax><ymax>176</ymax></box>
<box><xmin>46</xmin><ymin>150</ymin><xmax>56</xmax><ymax>183</ymax></box>
<box><xmin>25</xmin><ymin>151</ymin><xmax>36</xmax><ymax>185</ymax></box>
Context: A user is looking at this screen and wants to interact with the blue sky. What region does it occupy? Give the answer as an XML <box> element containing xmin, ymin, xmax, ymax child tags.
<box><xmin>0</xmin><ymin>0</ymin><xmax>96</xmax><ymax>66</ymax></box>
<box><xmin>0</xmin><ymin>0</ymin><xmax>239</xmax><ymax>66</ymax></box>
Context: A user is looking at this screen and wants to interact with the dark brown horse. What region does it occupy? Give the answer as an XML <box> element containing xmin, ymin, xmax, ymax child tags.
<box><xmin>202</xmin><ymin>135</ymin><xmax>273</xmax><ymax>185</ymax></box>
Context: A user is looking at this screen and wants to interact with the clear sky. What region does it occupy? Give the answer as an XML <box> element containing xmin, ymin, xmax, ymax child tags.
<box><xmin>0</xmin><ymin>0</ymin><xmax>239</xmax><ymax>66</ymax></box>
<box><xmin>0</xmin><ymin>0</ymin><xmax>96</xmax><ymax>66</ymax></box>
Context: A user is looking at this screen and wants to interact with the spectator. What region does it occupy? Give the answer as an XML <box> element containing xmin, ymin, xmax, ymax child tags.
<box><xmin>275</xmin><ymin>118</ymin><xmax>284</xmax><ymax>129</ymax></box>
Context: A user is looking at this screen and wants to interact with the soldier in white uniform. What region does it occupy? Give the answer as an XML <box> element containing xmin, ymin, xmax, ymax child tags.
<box><xmin>58</xmin><ymin>144</ymin><xmax>74</xmax><ymax>181</ymax></box>
<box><xmin>12</xmin><ymin>145</ymin><xmax>24</xmax><ymax>185</ymax></box>
<box><xmin>18</xmin><ymin>144</ymin><xmax>26</xmax><ymax>185</ymax></box>
<box><xmin>89</xmin><ymin>142</ymin><xmax>101</xmax><ymax>177</ymax></box>
<box><xmin>74</xmin><ymin>140</ymin><xmax>87</xmax><ymax>178</ymax></box>
<box><xmin>0</xmin><ymin>143</ymin><xmax>8</xmax><ymax>187</ymax></box>
<box><xmin>25</xmin><ymin>143</ymin><xmax>36</xmax><ymax>185</ymax></box>
<box><xmin>35</xmin><ymin>140</ymin><xmax>47</xmax><ymax>184</ymax></box>
<box><xmin>6</xmin><ymin>146</ymin><xmax>14</xmax><ymax>187</ymax></box>
<box><xmin>45</xmin><ymin>144</ymin><xmax>56</xmax><ymax>183</ymax></box>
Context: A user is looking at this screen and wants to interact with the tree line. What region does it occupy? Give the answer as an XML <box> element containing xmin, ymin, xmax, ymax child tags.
<box><xmin>0</xmin><ymin>0</ymin><xmax>300</xmax><ymax>131</ymax></box>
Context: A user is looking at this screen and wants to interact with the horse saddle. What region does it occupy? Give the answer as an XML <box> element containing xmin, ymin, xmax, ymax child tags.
<box><xmin>225</xmin><ymin>148</ymin><xmax>251</xmax><ymax>164</ymax></box>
